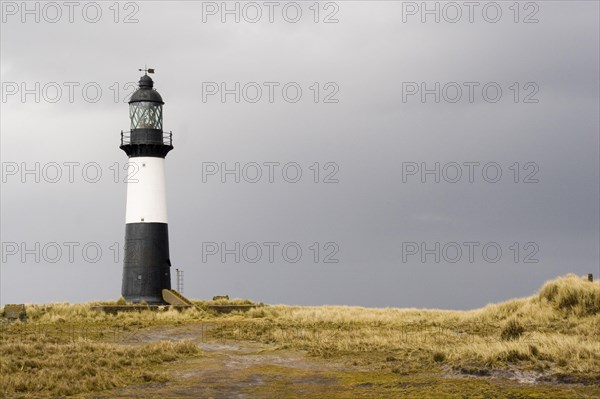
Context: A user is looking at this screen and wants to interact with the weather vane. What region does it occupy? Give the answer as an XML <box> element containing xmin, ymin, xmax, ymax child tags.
<box><xmin>139</xmin><ymin>66</ymin><xmax>155</xmax><ymax>75</ymax></box>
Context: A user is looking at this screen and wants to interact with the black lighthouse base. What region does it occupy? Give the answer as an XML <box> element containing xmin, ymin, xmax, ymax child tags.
<box><xmin>122</xmin><ymin>223</ymin><xmax>172</xmax><ymax>304</ymax></box>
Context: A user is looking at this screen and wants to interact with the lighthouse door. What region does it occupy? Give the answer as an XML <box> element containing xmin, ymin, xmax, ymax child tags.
<box><xmin>124</xmin><ymin>238</ymin><xmax>143</xmax><ymax>298</ymax></box>
<box><xmin>131</xmin><ymin>272</ymin><xmax>143</xmax><ymax>296</ymax></box>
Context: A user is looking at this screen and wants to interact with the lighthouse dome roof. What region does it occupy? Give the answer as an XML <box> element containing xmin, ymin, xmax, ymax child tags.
<box><xmin>129</xmin><ymin>74</ymin><xmax>164</xmax><ymax>104</ymax></box>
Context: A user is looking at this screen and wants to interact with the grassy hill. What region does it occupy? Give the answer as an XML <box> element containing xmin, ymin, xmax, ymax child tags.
<box><xmin>1</xmin><ymin>274</ymin><xmax>598</xmax><ymax>398</ymax></box>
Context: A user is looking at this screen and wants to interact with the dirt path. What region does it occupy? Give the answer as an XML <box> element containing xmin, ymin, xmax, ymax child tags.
<box><xmin>80</xmin><ymin>324</ymin><xmax>600</xmax><ymax>399</ymax></box>
<box><xmin>84</xmin><ymin>324</ymin><xmax>350</xmax><ymax>399</ymax></box>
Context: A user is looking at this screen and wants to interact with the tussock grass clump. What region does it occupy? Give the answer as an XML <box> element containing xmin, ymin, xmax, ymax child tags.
<box><xmin>538</xmin><ymin>274</ymin><xmax>599</xmax><ymax>316</ymax></box>
<box><xmin>432</xmin><ymin>351</ymin><xmax>446</xmax><ymax>363</ymax></box>
<box><xmin>500</xmin><ymin>318</ymin><xmax>525</xmax><ymax>341</ymax></box>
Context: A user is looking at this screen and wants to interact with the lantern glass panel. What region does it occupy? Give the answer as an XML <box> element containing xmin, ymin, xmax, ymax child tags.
<box><xmin>130</xmin><ymin>102</ymin><xmax>162</xmax><ymax>130</ymax></box>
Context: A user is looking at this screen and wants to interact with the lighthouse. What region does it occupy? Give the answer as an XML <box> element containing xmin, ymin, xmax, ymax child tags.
<box><xmin>120</xmin><ymin>69</ymin><xmax>173</xmax><ymax>304</ymax></box>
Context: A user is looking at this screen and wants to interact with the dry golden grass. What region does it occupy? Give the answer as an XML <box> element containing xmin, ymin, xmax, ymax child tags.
<box><xmin>0</xmin><ymin>274</ymin><xmax>598</xmax><ymax>397</ymax></box>
<box><xmin>22</xmin><ymin>302</ymin><xmax>210</xmax><ymax>326</ymax></box>
<box><xmin>212</xmin><ymin>274</ymin><xmax>600</xmax><ymax>379</ymax></box>
<box><xmin>0</xmin><ymin>334</ymin><xmax>199</xmax><ymax>399</ymax></box>
<box><xmin>1</xmin><ymin>304</ymin><xmax>209</xmax><ymax>398</ymax></box>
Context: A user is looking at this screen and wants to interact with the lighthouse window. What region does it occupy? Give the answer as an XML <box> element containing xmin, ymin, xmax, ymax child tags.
<box><xmin>130</xmin><ymin>102</ymin><xmax>163</xmax><ymax>130</ymax></box>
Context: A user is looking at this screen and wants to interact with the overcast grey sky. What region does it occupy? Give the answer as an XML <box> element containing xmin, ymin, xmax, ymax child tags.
<box><xmin>1</xmin><ymin>1</ymin><xmax>599</xmax><ymax>309</ymax></box>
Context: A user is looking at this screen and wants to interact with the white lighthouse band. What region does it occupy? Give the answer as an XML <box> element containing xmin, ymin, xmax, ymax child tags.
<box><xmin>125</xmin><ymin>157</ymin><xmax>168</xmax><ymax>224</ymax></box>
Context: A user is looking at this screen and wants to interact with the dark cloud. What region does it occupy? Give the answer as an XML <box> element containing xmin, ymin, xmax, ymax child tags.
<box><xmin>1</xmin><ymin>2</ymin><xmax>598</xmax><ymax>308</ymax></box>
